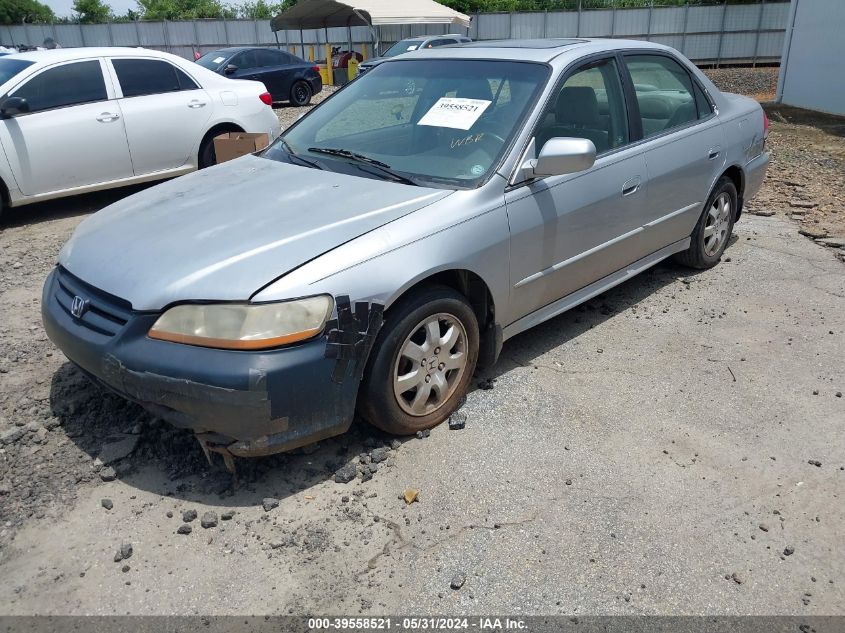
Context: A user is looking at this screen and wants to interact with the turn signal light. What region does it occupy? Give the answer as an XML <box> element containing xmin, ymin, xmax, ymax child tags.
<box><xmin>259</xmin><ymin>92</ymin><xmax>273</xmax><ymax>106</ymax></box>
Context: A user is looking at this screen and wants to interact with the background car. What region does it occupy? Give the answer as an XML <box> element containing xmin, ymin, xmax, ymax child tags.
<box><xmin>356</xmin><ymin>34</ymin><xmax>471</xmax><ymax>76</ymax></box>
<box><xmin>0</xmin><ymin>47</ymin><xmax>281</xmax><ymax>216</ymax></box>
<box><xmin>197</xmin><ymin>46</ymin><xmax>322</xmax><ymax>106</ymax></box>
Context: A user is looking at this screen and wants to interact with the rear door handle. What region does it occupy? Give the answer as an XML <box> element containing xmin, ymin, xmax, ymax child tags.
<box><xmin>622</xmin><ymin>176</ymin><xmax>641</xmax><ymax>197</ymax></box>
<box><xmin>96</xmin><ymin>112</ymin><xmax>120</xmax><ymax>122</ymax></box>
<box><xmin>188</xmin><ymin>100</ymin><xmax>207</xmax><ymax>109</ymax></box>
<box><xmin>708</xmin><ymin>146</ymin><xmax>721</xmax><ymax>160</ymax></box>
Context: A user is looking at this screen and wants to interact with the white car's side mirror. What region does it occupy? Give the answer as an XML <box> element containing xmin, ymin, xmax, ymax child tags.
<box><xmin>520</xmin><ymin>137</ymin><xmax>596</xmax><ymax>180</ymax></box>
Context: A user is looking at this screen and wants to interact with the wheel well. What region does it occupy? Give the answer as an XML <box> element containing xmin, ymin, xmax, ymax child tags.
<box><xmin>390</xmin><ymin>270</ymin><xmax>500</xmax><ymax>367</ymax></box>
<box><xmin>722</xmin><ymin>165</ymin><xmax>745</xmax><ymax>218</ymax></box>
<box><xmin>0</xmin><ymin>176</ymin><xmax>8</xmax><ymax>209</ymax></box>
<box><xmin>199</xmin><ymin>122</ymin><xmax>244</xmax><ymax>153</ymax></box>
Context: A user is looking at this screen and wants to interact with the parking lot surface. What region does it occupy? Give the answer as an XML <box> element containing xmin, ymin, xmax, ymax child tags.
<box><xmin>0</xmin><ymin>98</ymin><xmax>843</xmax><ymax>616</ymax></box>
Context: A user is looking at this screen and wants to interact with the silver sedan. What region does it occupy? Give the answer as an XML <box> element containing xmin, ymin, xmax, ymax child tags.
<box><xmin>43</xmin><ymin>38</ymin><xmax>769</xmax><ymax>460</ymax></box>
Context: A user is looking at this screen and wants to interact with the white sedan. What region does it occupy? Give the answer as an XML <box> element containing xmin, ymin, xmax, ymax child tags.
<box><xmin>0</xmin><ymin>47</ymin><xmax>281</xmax><ymax>216</ymax></box>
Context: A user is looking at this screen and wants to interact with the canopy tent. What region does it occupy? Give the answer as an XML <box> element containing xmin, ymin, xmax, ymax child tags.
<box><xmin>270</xmin><ymin>0</ymin><xmax>471</xmax><ymax>32</ymax></box>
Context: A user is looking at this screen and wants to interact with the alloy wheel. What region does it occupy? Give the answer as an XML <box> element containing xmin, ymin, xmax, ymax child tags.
<box><xmin>703</xmin><ymin>192</ymin><xmax>732</xmax><ymax>257</ymax></box>
<box><xmin>392</xmin><ymin>313</ymin><xmax>468</xmax><ymax>416</ymax></box>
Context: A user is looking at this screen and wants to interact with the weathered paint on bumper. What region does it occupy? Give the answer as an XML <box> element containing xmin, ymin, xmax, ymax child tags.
<box><xmin>41</xmin><ymin>268</ymin><xmax>358</xmax><ymax>457</ymax></box>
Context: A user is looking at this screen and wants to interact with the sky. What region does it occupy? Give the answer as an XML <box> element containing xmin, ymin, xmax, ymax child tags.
<box><xmin>44</xmin><ymin>0</ymin><xmax>138</xmax><ymax>18</ymax></box>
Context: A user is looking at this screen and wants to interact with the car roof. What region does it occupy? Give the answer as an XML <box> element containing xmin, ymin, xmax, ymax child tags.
<box><xmin>5</xmin><ymin>46</ymin><xmax>179</xmax><ymax>63</ymax></box>
<box><xmin>202</xmin><ymin>46</ymin><xmax>281</xmax><ymax>54</ymax></box>
<box><xmin>400</xmin><ymin>34</ymin><xmax>468</xmax><ymax>42</ymax></box>
<box><xmin>409</xmin><ymin>38</ymin><xmax>673</xmax><ymax>63</ymax></box>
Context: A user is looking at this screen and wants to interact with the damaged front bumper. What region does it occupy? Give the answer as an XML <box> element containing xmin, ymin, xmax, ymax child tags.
<box><xmin>41</xmin><ymin>267</ymin><xmax>359</xmax><ymax>457</ymax></box>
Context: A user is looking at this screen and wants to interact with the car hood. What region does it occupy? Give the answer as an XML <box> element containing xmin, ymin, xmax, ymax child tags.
<box><xmin>58</xmin><ymin>155</ymin><xmax>451</xmax><ymax>311</ymax></box>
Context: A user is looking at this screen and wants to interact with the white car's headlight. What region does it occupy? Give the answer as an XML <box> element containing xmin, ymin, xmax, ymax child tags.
<box><xmin>148</xmin><ymin>296</ymin><xmax>333</xmax><ymax>350</ymax></box>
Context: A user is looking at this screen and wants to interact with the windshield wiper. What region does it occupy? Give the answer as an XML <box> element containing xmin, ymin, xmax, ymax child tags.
<box><xmin>306</xmin><ymin>147</ymin><xmax>419</xmax><ymax>186</ymax></box>
<box><xmin>278</xmin><ymin>138</ymin><xmax>323</xmax><ymax>170</ymax></box>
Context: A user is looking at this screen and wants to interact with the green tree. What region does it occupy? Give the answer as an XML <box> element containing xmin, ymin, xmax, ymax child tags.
<box><xmin>136</xmin><ymin>0</ymin><xmax>236</xmax><ymax>20</ymax></box>
<box><xmin>72</xmin><ymin>0</ymin><xmax>112</xmax><ymax>23</ymax></box>
<box><xmin>237</xmin><ymin>0</ymin><xmax>284</xmax><ymax>19</ymax></box>
<box><xmin>0</xmin><ymin>0</ymin><xmax>56</xmax><ymax>24</ymax></box>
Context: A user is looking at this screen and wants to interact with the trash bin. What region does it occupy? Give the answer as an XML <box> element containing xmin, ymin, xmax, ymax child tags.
<box><xmin>316</xmin><ymin>62</ymin><xmax>330</xmax><ymax>85</ymax></box>
<box><xmin>347</xmin><ymin>57</ymin><xmax>359</xmax><ymax>80</ymax></box>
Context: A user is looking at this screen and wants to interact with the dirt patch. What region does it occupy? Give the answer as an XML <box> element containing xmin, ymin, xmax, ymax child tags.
<box><xmin>747</xmin><ymin>105</ymin><xmax>845</xmax><ymax>255</ymax></box>
<box><xmin>703</xmin><ymin>67</ymin><xmax>779</xmax><ymax>103</ymax></box>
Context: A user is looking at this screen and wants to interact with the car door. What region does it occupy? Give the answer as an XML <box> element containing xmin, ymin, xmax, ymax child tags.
<box><xmin>249</xmin><ymin>49</ymin><xmax>293</xmax><ymax>100</ymax></box>
<box><xmin>621</xmin><ymin>53</ymin><xmax>725</xmax><ymax>254</ymax></box>
<box><xmin>505</xmin><ymin>56</ymin><xmax>650</xmax><ymax>321</ymax></box>
<box><xmin>0</xmin><ymin>58</ymin><xmax>133</xmax><ymax>196</ymax></box>
<box><xmin>108</xmin><ymin>57</ymin><xmax>212</xmax><ymax>175</ymax></box>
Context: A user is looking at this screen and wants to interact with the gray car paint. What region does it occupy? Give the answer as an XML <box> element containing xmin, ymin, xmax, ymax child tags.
<box><xmin>59</xmin><ymin>155</ymin><xmax>450</xmax><ymax>310</ymax></box>
<box><xmin>57</xmin><ymin>39</ymin><xmax>768</xmax><ymax>347</ymax></box>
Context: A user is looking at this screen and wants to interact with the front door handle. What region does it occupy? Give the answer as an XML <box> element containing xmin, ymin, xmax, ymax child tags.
<box><xmin>708</xmin><ymin>146</ymin><xmax>721</xmax><ymax>160</ymax></box>
<box><xmin>96</xmin><ymin>112</ymin><xmax>120</xmax><ymax>122</ymax></box>
<box><xmin>622</xmin><ymin>176</ymin><xmax>642</xmax><ymax>197</ymax></box>
<box><xmin>187</xmin><ymin>100</ymin><xmax>207</xmax><ymax>109</ymax></box>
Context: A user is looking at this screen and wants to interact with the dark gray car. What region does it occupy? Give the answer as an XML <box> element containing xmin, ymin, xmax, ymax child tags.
<box><xmin>43</xmin><ymin>39</ymin><xmax>768</xmax><ymax>463</ymax></box>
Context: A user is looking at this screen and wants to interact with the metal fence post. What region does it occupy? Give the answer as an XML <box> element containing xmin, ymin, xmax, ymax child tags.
<box><xmin>646</xmin><ymin>0</ymin><xmax>653</xmax><ymax>42</ymax></box>
<box><xmin>192</xmin><ymin>19</ymin><xmax>200</xmax><ymax>52</ymax></box>
<box><xmin>107</xmin><ymin>17</ymin><xmax>114</xmax><ymax>45</ymax></box>
<box><xmin>715</xmin><ymin>0</ymin><xmax>728</xmax><ymax>68</ymax></box>
<box><xmin>576</xmin><ymin>0</ymin><xmax>582</xmax><ymax>38</ymax></box>
<box><xmin>134</xmin><ymin>18</ymin><xmax>141</xmax><ymax>47</ymax></box>
<box><xmin>680</xmin><ymin>0</ymin><xmax>690</xmax><ymax>57</ymax></box>
<box><xmin>752</xmin><ymin>0</ymin><xmax>765</xmax><ymax>67</ymax></box>
<box><xmin>509</xmin><ymin>11</ymin><xmax>513</xmax><ymax>39</ymax></box>
<box><xmin>222</xmin><ymin>19</ymin><xmax>229</xmax><ymax>49</ymax></box>
<box><xmin>79</xmin><ymin>21</ymin><xmax>86</xmax><ymax>47</ymax></box>
<box><xmin>543</xmin><ymin>9</ymin><xmax>548</xmax><ymax>39</ymax></box>
<box><xmin>610</xmin><ymin>0</ymin><xmax>617</xmax><ymax>38</ymax></box>
<box><xmin>254</xmin><ymin>19</ymin><xmax>260</xmax><ymax>46</ymax></box>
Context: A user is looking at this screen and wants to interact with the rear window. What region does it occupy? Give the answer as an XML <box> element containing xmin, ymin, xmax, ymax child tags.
<box><xmin>113</xmin><ymin>59</ymin><xmax>198</xmax><ymax>97</ymax></box>
<box><xmin>0</xmin><ymin>58</ymin><xmax>34</xmax><ymax>86</ymax></box>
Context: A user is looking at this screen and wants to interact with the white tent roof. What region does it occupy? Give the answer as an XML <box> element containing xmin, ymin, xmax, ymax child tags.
<box><xmin>270</xmin><ymin>0</ymin><xmax>470</xmax><ymax>32</ymax></box>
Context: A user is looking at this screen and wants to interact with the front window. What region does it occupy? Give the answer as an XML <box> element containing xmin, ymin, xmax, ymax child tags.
<box><xmin>264</xmin><ymin>59</ymin><xmax>549</xmax><ymax>189</ymax></box>
<box><xmin>382</xmin><ymin>39</ymin><xmax>426</xmax><ymax>57</ymax></box>
<box><xmin>0</xmin><ymin>58</ymin><xmax>34</xmax><ymax>86</ymax></box>
<box><xmin>10</xmin><ymin>60</ymin><xmax>106</xmax><ymax>113</ymax></box>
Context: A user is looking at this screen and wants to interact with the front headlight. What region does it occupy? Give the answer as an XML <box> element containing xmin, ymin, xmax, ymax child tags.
<box><xmin>148</xmin><ymin>295</ymin><xmax>333</xmax><ymax>350</ymax></box>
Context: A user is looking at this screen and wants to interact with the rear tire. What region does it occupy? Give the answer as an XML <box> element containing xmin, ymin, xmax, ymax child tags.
<box><xmin>290</xmin><ymin>81</ymin><xmax>312</xmax><ymax>107</ymax></box>
<box><xmin>358</xmin><ymin>286</ymin><xmax>479</xmax><ymax>436</ymax></box>
<box><xmin>674</xmin><ymin>176</ymin><xmax>737</xmax><ymax>269</ymax></box>
<box><xmin>198</xmin><ymin>134</ymin><xmax>217</xmax><ymax>169</ymax></box>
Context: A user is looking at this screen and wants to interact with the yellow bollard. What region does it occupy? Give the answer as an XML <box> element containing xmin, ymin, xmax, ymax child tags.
<box><xmin>325</xmin><ymin>43</ymin><xmax>334</xmax><ymax>86</ymax></box>
<box><xmin>308</xmin><ymin>45</ymin><xmax>314</xmax><ymax>62</ymax></box>
<box><xmin>348</xmin><ymin>57</ymin><xmax>358</xmax><ymax>79</ymax></box>
<box><xmin>361</xmin><ymin>43</ymin><xmax>368</xmax><ymax>60</ymax></box>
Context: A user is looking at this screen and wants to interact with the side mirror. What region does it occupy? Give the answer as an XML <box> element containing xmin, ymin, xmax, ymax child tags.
<box><xmin>521</xmin><ymin>137</ymin><xmax>596</xmax><ymax>180</ymax></box>
<box><xmin>0</xmin><ymin>96</ymin><xmax>30</xmax><ymax>118</ymax></box>
<box><xmin>223</xmin><ymin>64</ymin><xmax>238</xmax><ymax>75</ymax></box>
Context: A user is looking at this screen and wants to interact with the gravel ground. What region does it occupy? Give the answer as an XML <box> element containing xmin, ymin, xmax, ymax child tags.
<box><xmin>0</xmin><ymin>71</ymin><xmax>843</xmax><ymax>616</ymax></box>
<box><xmin>703</xmin><ymin>67</ymin><xmax>779</xmax><ymax>102</ymax></box>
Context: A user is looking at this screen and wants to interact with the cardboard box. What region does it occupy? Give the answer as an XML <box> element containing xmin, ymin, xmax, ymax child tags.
<box><xmin>213</xmin><ymin>132</ymin><xmax>270</xmax><ymax>164</ymax></box>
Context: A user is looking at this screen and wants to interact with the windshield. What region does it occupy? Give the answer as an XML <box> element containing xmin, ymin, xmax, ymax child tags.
<box><xmin>0</xmin><ymin>58</ymin><xmax>34</xmax><ymax>86</ymax></box>
<box><xmin>265</xmin><ymin>59</ymin><xmax>549</xmax><ymax>189</ymax></box>
<box><xmin>382</xmin><ymin>39</ymin><xmax>428</xmax><ymax>58</ymax></box>
<box><xmin>196</xmin><ymin>51</ymin><xmax>230</xmax><ymax>70</ymax></box>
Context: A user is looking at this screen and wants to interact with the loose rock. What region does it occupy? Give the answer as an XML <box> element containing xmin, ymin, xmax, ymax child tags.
<box><xmin>182</xmin><ymin>509</ymin><xmax>197</xmax><ymax>523</ymax></box>
<box><xmin>370</xmin><ymin>447</ymin><xmax>389</xmax><ymax>463</ymax></box>
<box><xmin>784</xmin><ymin>546</ymin><xmax>795</xmax><ymax>556</ymax></box>
<box><xmin>262</xmin><ymin>497</ymin><xmax>280</xmax><ymax>512</ymax></box>
<box><xmin>450</xmin><ymin>572</ymin><xmax>466</xmax><ymax>590</ymax></box>
<box><xmin>99</xmin><ymin>467</ymin><xmax>117</xmax><ymax>482</ymax></box>
<box><xmin>333</xmin><ymin>463</ymin><xmax>357</xmax><ymax>484</ymax></box>
<box><xmin>101</xmin><ymin>498</ymin><xmax>113</xmax><ymax>511</ymax></box>
<box><xmin>448</xmin><ymin>411</ymin><xmax>467</xmax><ymax>430</ymax></box>
<box><xmin>200</xmin><ymin>512</ymin><xmax>218</xmax><ymax>529</ymax></box>
<box><xmin>177</xmin><ymin>524</ymin><xmax>192</xmax><ymax>535</ymax></box>
<box><xmin>221</xmin><ymin>510</ymin><xmax>235</xmax><ymax>521</ymax></box>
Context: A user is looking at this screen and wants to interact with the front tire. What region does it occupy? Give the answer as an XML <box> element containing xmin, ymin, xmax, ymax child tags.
<box><xmin>674</xmin><ymin>176</ymin><xmax>737</xmax><ymax>269</ymax></box>
<box><xmin>290</xmin><ymin>81</ymin><xmax>312</xmax><ymax>107</ymax></box>
<box><xmin>358</xmin><ymin>286</ymin><xmax>479</xmax><ymax>435</ymax></box>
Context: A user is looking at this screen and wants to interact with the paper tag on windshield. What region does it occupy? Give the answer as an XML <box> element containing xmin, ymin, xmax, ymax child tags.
<box><xmin>418</xmin><ymin>98</ymin><xmax>491</xmax><ymax>130</ymax></box>
<box><xmin>213</xmin><ymin>56</ymin><xmax>226</xmax><ymax>64</ymax></box>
